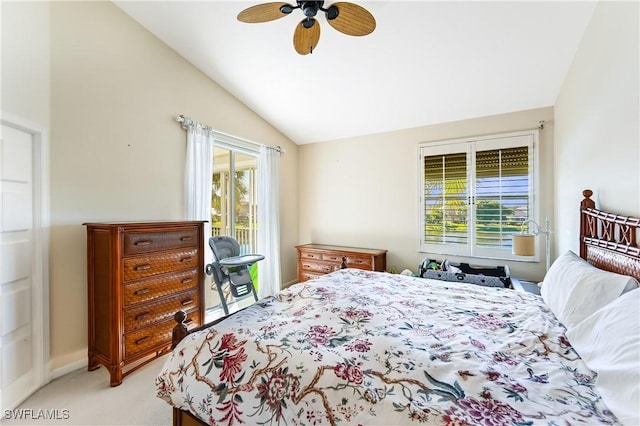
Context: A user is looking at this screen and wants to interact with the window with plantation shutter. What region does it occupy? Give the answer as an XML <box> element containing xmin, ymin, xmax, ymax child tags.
<box><xmin>419</xmin><ymin>131</ymin><xmax>538</xmax><ymax>260</ymax></box>
<box><xmin>424</xmin><ymin>151</ymin><xmax>468</xmax><ymax>247</ymax></box>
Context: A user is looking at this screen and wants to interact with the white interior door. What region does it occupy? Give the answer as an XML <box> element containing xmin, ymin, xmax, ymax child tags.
<box><xmin>0</xmin><ymin>120</ymin><xmax>47</xmax><ymax>410</ymax></box>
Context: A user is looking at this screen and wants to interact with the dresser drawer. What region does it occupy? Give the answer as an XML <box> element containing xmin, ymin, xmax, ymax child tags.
<box><xmin>345</xmin><ymin>255</ymin><xmax>374</xmax><ymax>269</ymax></box>
<box><xmin>123</xmin><ymin>269</ymin><xmax>199</xmax><ymax>306</ymax></box>
<box><xmin>124</xmin><ymin>309</ymin><xmax>200</xmax><ymax>359</ymax></box>
<box><xmin>123</xmin><ymin>228</ymin><xmax>198</xmax><ymax>255</ymax></box>
<box><xmin>322</xmin><ymin>253</ymin><xmax>344</xmax><ymax>263</ymax></box>
<box><xmin>299</xmin><ymin>259</ymin><xmax>337</xmax><ymax>274</ymax></box>
<box><xmin>299</xmin><ymin>271</ymin><xmax>324</xmax><ymax>282</ymax></box>
<box><xmin>299</xmin><ymin>250</ymin><xmax>323</xmax><ymax>261</ymax></box>
<box><xmin>123</xmin><ymin>248</ymin><xmax>198</xmax><ymax>281</ymax></box>
<box><xmin>123</xmin><ymin>289</ymin><xmax>199</xmax><ymax>332</ymax></box>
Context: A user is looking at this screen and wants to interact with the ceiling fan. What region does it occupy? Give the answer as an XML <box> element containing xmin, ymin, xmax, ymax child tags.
<box><xmin>237</xmin><ymin>1</ymin><xmax>376</xmax><ymax>55</ymax></box>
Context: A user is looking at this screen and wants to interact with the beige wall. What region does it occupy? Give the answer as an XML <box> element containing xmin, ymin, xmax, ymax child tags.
<box><xmin>1</xmin><ymin>1</ymin><xmax>50</xmax><ymax>126</ymax></box>
<box><xmin>555</xmin><ymin>1</ymin><xmax>639</xmax><ymax>256</ymax></box>
<box><xmin>298</xmin><ymin>107</ymin><xmax>554</xmax><ymax>282</ymax></box>
<box><xmin>45</xmin><ymin>1</ymin><xmax>298</xmax><ymax>370</ymax></box>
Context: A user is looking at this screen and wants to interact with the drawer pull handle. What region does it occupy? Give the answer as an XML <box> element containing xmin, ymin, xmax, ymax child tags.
<box><xmin>184</xmin><ymin>318</ymin><xmax>194</xmax><ymax>325</ymax></box>
<box><xmin>181</xmin><ymin>278</ymin><xmax>194</xmax><ymax>284</ymax></box>
<box><xmin>135</xmin><ymin>336</ymin><xmax>150</xmax><ymax>345</ymax></box>
<box><xmin>135</xmin><ymin>311</ymin><xmax>150</xmax><ymax>321</ymax></box>
<box><xmin>180</xmin><ymin>257</ymin><xmax>193</xmax><ymax>263</ymax></box>
<box><xmin>134</xmin><ymin>264</ymin><xmax>151</xmax><ymax>271</ymax></box>
<box><xmin>180</xmin><ymin>236</ymin><xmax>191</xmax><ymax>241</ymax></box>
<box><xmin>133</xmin><ymin>288</ymin><xmax>150</xmax><ymax>295</ymax></box>
<box><xmin>181</xmin><ymin>298</ymin><xmax>194</xmax><ymax>306</ymax></box>
<box><xmin>134</xmin><ymin>240</ymin><xmax>151</xmax><ymax>246</ymax></box>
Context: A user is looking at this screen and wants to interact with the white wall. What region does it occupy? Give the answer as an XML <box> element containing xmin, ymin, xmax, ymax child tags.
<box><xmin>555</xmin><ymin>1</ymin><xmax>639</xmax><ymax>256</ymax></box>
<box><xmin>298</xmin><ymin>107</ymin><xmax>554</xmax><ymax>282</ymax></box>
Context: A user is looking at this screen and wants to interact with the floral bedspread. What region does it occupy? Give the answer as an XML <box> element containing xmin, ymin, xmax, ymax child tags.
<box><xmin>156</xmin><ymin>269</ymin><xmax>620</xmax><ymax>425</ymax></box>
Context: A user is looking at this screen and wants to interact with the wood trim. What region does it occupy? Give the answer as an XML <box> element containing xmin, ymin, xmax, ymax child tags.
<box><xmin>579</xmin><ymin>189</ymin><xmax>640</xmax><ymax>280</ymax></box>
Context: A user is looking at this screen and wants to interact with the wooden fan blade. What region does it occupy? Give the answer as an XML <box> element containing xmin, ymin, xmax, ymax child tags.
<box><xmin>293</xmin><ymin>19</ymin><xmax>321</xmax><ymax>55</ymax></box>
<box><xmin>326</xmin><ymin>2</ymin><xmax>375</xmax><ymax>36</ymax></box>
<box><xmin>238</xmin><ymin>2</ymin><xmax>292</xmax><ymax>23</ymax></box>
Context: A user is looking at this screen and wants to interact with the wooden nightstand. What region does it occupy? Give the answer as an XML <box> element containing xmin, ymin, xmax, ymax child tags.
<box><xmin>511</xmin><ymin>278</ymin><xmax>541</xmax><ymax>295</ymax></box>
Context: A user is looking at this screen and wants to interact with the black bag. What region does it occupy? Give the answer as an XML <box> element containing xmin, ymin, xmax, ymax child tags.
<box><xmin>419</xmin><ymin>260</ymin><xmax>511</xmax><ymax>288</ymax></box>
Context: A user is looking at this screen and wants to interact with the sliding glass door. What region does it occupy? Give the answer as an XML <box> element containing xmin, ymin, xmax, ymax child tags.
<box><xmin>207</xmin><ymin>147</ymin><xmax>259</xmax><ymax>310</ymax></box>
<box><xmin>211</xmin><ymin>147</ymin><xmax>258</xmax><ymax>253</ymax></box>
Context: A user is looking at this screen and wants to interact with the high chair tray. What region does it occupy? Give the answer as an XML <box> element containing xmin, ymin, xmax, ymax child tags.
<box><xmin>219</xmin><ymin>254</ymin><xmax>265</xmax><ymax>267</ymax></box>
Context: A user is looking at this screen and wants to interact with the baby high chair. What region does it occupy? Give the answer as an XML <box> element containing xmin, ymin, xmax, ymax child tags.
<box><xmin>205</xmin><ymin>236</ymin><xmax>264</xmax><ymax>315</ymax></box>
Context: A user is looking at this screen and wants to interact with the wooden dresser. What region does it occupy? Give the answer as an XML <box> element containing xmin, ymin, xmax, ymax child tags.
<box><xmin>84</xmin><ymin>221</ymin><xmax>206</xmax><ymax>386</ymax></box>
<box><xmin>296</xmin><ymin>244</ymin><xmax>387</xmax><ymax>282</ymax></box>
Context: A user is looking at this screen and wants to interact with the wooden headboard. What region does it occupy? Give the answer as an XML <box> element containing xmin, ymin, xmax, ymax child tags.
<box><xmin>580</xmin><ymin>189</ymin><xmax>640</xmax><ymax>281</ymax></box>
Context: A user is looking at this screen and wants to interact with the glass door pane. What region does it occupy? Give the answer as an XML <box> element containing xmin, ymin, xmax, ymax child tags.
<box><xmin>207</xmin><ymin>147</ymin><xmax>259</xmax><ymax>312</ymax></box>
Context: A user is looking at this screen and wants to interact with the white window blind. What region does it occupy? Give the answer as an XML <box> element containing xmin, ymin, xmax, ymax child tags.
<box><xmin>419</xmin><ymin>131</ymin><xmax>538</xmax><ymax>260</ymax></box>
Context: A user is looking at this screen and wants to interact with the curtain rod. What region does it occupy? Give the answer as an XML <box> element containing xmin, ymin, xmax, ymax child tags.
<box><xmin>176</xmin><ymin>114</ymin><xmax>285</xmax><ymax>154</ymax></box>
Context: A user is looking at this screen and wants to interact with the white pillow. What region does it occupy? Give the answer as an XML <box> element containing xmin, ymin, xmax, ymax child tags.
<box><xmin>540</xmin><ymin>250</ymin><xmax>638</xmax><ymax>329</ymax></box>
<box><xmin>566</xmin><ymin>289</ymin><xmax>640</xmax><ymax>426</ymax></box>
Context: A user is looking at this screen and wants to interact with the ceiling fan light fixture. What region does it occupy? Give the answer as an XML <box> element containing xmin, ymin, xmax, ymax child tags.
<box><xmin>326</xmin><ymin>5</ymin><xmax>339</xmax><ymax>20</ymax></box>
<box><xmin>302</xmin><ymin>17</ymin><xmax>316</xmax><ymax>29</ymax></box>
<box><xmin>301</xmin><ymin>1</ymin><xmax>320</xmax><ymax>17</ymax></box>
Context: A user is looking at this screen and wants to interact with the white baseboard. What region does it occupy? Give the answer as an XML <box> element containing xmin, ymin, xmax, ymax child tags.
<box><xmin>50</xmin><ymin>358</ymin><xmax>87</xmax><ymax>381</ymax></box>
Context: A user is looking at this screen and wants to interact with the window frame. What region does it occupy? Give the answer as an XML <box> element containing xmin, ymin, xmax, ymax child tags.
<box><xmin>418</xmin><ymin>130</ymin><xmax>540</xmax><ymax>261</ymax></box>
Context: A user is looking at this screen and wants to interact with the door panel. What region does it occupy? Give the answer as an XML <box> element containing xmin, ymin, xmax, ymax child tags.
<box><xmin>0</xmin><ymin>122</ymin><xmax>41</xmax><ymax>410</ymax></box>
<box><xmin>2</xmin><ymin>279</ymin><xmax>31</xmax><ymax>335</ymax></box>
<box><xmin>2</xmin><ymin>189</ymin><xmax>33</xmax><ymax>230</ymax></box>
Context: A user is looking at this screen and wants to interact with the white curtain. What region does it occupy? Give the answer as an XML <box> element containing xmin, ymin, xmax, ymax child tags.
<box><xmin>257</xmin><ymin>146</ymin><xmax>282</xmax><ymax>298</ymax></box>
<box><xmin>184</xmin><ymin>123</ymin><xmax>215</xmax><ymax>239</ymax></box>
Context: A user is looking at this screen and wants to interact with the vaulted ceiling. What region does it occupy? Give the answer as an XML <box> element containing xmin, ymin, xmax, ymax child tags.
<box><xmin>114</xmin><ymin>1</ymin><xmax>596</xmax><ymax>145</ymax></box>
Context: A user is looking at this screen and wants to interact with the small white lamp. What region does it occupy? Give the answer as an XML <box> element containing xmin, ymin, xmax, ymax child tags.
<box><xmin>512</xmin><ymin>218</ymin><xmax>551</xmax><ymax>272</ymax></box>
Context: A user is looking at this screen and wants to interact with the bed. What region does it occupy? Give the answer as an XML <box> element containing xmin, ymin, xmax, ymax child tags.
<box><xmin>157</xmin><ymin>189</ymin><xmax>640</xmax><ymax>425</ymax></box>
